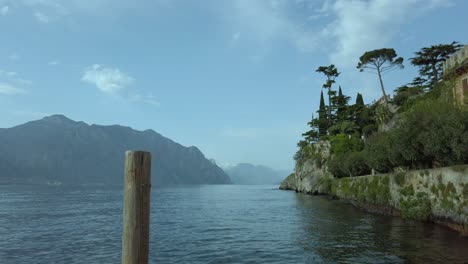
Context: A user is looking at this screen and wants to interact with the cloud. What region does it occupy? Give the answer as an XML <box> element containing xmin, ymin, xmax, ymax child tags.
<box><xmin>229</xmin><ymin>0</ymin><xmax>319</xmax><ymax>53</ymax></box>
<box><xmin>82</xmin><ymin>64</ymin><xmax>134</xmax><ymax>94</ymax></box>
<box><xmin>0</xmin><ymin>83</ymin><xmax>26</xmax><ymax>95</ymax></box>
<box><xmin>0</xmin><ymin>5</ymin><xmax>9</xmax><ymax>16</ymax></box>
<box><xmin>129</xmin><ymin>94</ymin><xmax>160</xmax><ymax>106</ymax></box>
<box><xmin>322</xmin><ymin>0</ymin><xmax>453</xmax><ymax>68</ymax></box>
<box><xmin>34</xmin><ymin>11</ymin><xmax>50</xmax><ymax>23</ymax></box>
<box><xmin>81</xmin><ymin>64</ymin><xmax>158</xmax><ymax>106</ymax></box>
<box><xmin>0</xmin><ymin>70</ymin><xmax>33</xmax><ymax>88</ymax></box>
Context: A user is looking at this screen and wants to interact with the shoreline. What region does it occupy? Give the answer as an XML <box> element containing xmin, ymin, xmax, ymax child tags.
<box><xmin>280</xmin><ymin>165</ymin><xmax>468</xmax><ymax>236</ymax></box>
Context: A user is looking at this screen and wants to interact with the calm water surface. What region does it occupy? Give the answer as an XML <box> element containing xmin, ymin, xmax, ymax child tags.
<box><xmin>0</xmin><ymin>184</ymin><xmax>467</xmax><ymax>263</ymax></box>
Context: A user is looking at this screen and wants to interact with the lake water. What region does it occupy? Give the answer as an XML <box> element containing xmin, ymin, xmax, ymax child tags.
<box><xmin>0</xmin><ymin>184</ymin><xmax>467</xmax><ymax>263</ymax></box>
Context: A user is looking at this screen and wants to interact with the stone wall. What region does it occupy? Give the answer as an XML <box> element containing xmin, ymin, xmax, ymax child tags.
<box><xmin>280</xmin><ymin>164</ymin><xmax>468</xmax><ymax>235</ymax></box>
<box><xmin>453</xmin><ymin>71</ymin><xmax>468</xmax><ymax>105</ymax></box>
<box><xmin>443</xmin><ymin>45</ymin><xmax>468</xmax><ymax>74</ymax></box>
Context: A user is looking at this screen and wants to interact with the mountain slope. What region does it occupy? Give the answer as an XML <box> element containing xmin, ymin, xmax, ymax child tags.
<box><xmin>0</xmin><ymin>115</ymin><xmax>231</xmax><ymax>185</ymax></box>
<box><xmin>225</xmin><ymin>163</ymin><xmax>291</xmax><ymax>185</ymax></box>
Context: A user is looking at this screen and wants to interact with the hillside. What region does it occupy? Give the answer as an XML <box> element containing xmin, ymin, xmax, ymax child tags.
<box><xmin>0</xmin><ymin>115</ymin><xmax>231</xmax><ymax>185</ymax></box>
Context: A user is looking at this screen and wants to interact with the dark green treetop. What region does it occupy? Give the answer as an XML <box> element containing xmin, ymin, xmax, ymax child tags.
<box><xmin>318</xmin><ymin>91</ymin><xmax>327</xmax><ymax>137</ymax></box>
<box><xmin>357</xmin><ymin>48</ymin><xmax>404</xmax><ymax>105</ymax></box>
<box><xmin>410</xmin><ymin>41</ymin><xmax>462</xmax><ymax>88</ymax></box>
<box><xmin>316</xmin><ymin>64</ymin><xmax>340</xmax><ymax>126</ymax></box>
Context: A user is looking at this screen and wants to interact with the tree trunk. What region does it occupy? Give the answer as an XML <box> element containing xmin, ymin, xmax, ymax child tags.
<box><xmin>377</xmin><ymin>69</ymin><xmax>388</xmax><ymax>106</ymax></box>
<box><xmin>431</xmin><ymin>62</ymin><xmax>438</xmax><ymax>86</ymax></box>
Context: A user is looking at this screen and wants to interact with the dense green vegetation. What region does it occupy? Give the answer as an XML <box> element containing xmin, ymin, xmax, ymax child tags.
<box><xmin>296</xmin><ymin>42</ymin><xmax>467</xmax><ymax>178</ymax></box>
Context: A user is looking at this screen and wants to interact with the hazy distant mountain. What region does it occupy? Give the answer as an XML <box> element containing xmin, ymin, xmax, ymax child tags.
<box><xmin>225</xmin><ymin>163</ymin><xmax>291</xmax><ymax>185</ymax></box>
<box><xmin>0</xmin><ymin>115</ymin><xmax>231</xmax><ymax>185</ymax></box>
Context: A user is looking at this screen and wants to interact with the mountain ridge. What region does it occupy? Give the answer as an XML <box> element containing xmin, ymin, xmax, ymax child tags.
<box><xmin>0</xmin><ymin>114</ymin><xmax>231</xmax><ymax>185</ymax></box>
<box><xmin>225</xmin><ymin>162</ymin><xmax>291</xmax><ymax>185</ymax></box>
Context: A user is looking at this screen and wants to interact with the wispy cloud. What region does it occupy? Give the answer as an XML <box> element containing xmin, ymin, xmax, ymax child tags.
<box><xmin>321</xmin><ymin>0</ymin><xmax>454</xmax><ymax>68</ymax></box>
<box><xmin>0</xmin><ymin>70</ymin><xmax>33</xmax><ymax>93</ymax></box>
<box><xmin>228</xmin><ymin>0</ymin><xmax>319</xmax><ymax>53</ymax></box>
<box><xmin>34</xmin><ymin>11</ymin><xmax>50</xmax><ymax>23</ymax></box>
<box><xmin>0</xmin><ymin>5</ymin><xmax>9</xmax><ymax>16</ymax></box>
<box><xmin>82</xmin><ymin>64</ymin><xmax>133</xmax><ymax>94</ymax></box>
<box><xmin>129</xmin><ymin>94</ymin><xmax>160</xmax><ymax>106</ymax></box>
<box><xmin>0</xmin><ymin>83</ymin><xmax>26</xmax><ymax>95</ymax></box>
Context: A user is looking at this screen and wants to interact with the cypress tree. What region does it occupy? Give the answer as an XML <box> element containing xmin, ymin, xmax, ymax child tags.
<box><xmin>318</xmin><ymin>91</ymin><xmax>327</xmax><ymax>136</ymax></box>
<box><xmin>356</xmin><ymin>93</ymin><xmax>364</xmax><ymax>106</ymax></box>
<box><xmin>354</xmin><ymin>92</ymin><xmax>367</xmax><ymax>135</ymax></box>
<box><xmin>336</xmin><ymin>86</ymin><xmax>348</xmax><ymax>122</ymax></box>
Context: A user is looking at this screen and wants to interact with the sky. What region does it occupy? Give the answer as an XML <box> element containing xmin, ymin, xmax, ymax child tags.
<box><xmin>0</xmin><ymin>0</ymin><xmax>466</xmax><ymax>171</ymax></box>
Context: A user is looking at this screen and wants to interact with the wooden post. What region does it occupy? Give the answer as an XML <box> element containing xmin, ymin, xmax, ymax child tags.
<box><xmin>122</xmin><ymin>151</ymin><xmax>152</xmax><ymax>264</ymax></box>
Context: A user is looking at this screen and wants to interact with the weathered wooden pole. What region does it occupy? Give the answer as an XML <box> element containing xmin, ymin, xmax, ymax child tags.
<box><xmin>122</xmin><ymin>151</ymin><xmax>152</xmax><ymax>264</ymax></box>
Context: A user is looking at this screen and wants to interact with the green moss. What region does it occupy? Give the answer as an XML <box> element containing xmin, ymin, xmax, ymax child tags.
<box><xmin>330</xmin><ymin>180</ymin><xmax>338</xmax><ymax>195</ymax></box>
<box><xmin>401</xmin><ymin>185</ymin><xmax>415</xmax><ymax>196</ymax></box>
<box><xmin>400</xmin><ymin>192</ymin><xmax>432</xmax><ymax>221</ymax></box>
<box><xmin>438</xmin><ymin>183</ymin><xmax>446</xmax><ymax>194</ymax></box>
<box><xmin>339</xmin><ymin>178</ymin><xmax>352</xmax><ymax>197</ymax></box>
<box><xmin>441</xmin><ymin>197</ymin><xmax>455</xmax><ymax>210</ymax></box>
<box><xmin>318</xmin><ymin>176</ymin><xmax>332</xmax><ymax>194</ymax></box>
<box><xmin>395</xmin><ymin>172</ymin><xmax>406</xmax><ymax>186</ymax></box>
<box><xmin>446</xmin><ymin>182</ymin><xmax>456</xmax><ymax>194</ymax></box>
<box><xmin>424</xmin><ymin>170</ymin><xmax>430</xmax><ymax>176</ymax></box>
<box><xmin>334</xmin><ymin>175</ymin><xmax>390</xmax><ymax>205</ymax></box>
<box><xmin>364</xmin><ymin>176</ymin><xmax>390</xmax><ymax>205</ymax></box>
<box><xmin>440</xmin><ymin>181</ymin><xmax>458</xmax><ymax>210</ymax></box>
<box><xmin>463</xmin><ymin>184</ymin><xmax>468</xmax><ymax>198</ymax></box>
<box><xmin>437</xmin><ymin>174</ymin><xmax>443</xmax><ymax>184</ymax></box>
<box><xmin>430</xmin><ymin>185</ymin><xmax>438</xmax><ymax>195</ymax></box>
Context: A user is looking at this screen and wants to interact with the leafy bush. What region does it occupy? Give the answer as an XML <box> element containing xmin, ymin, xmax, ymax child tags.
<box><xmin>326</xmin><ymin>98</ymin><xmax>468</xmax><ymax>178</ymax></box>
<box><xmin>329</xmin><ymin>134</ymin><xmax>363</xmax><ymax>155</ymax></box>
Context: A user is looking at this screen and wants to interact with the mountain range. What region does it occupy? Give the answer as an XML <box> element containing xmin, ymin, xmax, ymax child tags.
<box><xmin>224</xmin><ymin>163</ymin><xmax>291</xmax><ymax>185</ymax></box>
<box><xmin>0</xmin><ymin>115</ymin><xmax>231</xmax><ymax>185</ymax></box>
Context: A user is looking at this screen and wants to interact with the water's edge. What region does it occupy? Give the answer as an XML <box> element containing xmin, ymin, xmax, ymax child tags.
<box><xmin>279</xmin><ymin>165</ymin><xmax>468</xmax><ymax>236</ymax></box>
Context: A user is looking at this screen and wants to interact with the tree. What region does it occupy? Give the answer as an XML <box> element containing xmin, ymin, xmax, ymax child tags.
<box><xmin>357</xmin><ymin>48</ymin><xmax>404</xmax><ymax>105</ymax></box>
<box><xmin>316</xmin><ymin>64</ymin><xmax>340</xmax><ymax>126</ymax></box>
<box><xmin>355</xmin><ymin>93</ymin><xmax>364</xmax><ymax>106</ymax></box>
<box><xmin>410</xmin><ymin>42</ymin><xmax>462</xmax><ymax>88</ymax></box>
<box><xmin>335</xmin><ymin>86</ymin><xmax>350</xmax><ymax>122</ymax></box>
<box><xmin>354</xmin><ymin>93</ymin><xmax>366</xmax><ymax>134</ymax></box>
<box><xmin>318</xmin><ymin>91</ymin><xmax>328</xmax><ymax>137</ymax></box>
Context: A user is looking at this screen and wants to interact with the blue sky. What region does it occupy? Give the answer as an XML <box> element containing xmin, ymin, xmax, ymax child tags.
<box><xmin>0</xmin><ymin>0</ymin><xmax>466</xmax><ymax>170</ymax></box>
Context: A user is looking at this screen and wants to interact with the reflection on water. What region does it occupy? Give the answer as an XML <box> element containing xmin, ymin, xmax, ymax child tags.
<box><xmin>0</xmin><ymin>185</ymin><xmax>466</xmax><ymax>263</ymax></box>
<box><xmin>294</xmin><ymin>193</ymin><xmax>468</xmax><ymax>263</ymax></box>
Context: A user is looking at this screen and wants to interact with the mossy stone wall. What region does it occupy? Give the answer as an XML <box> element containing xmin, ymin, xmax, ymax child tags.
<box><xmin>330</xmin><ymin>165</ymin><xmax>468</xmax><ymax>227</ymax></box>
